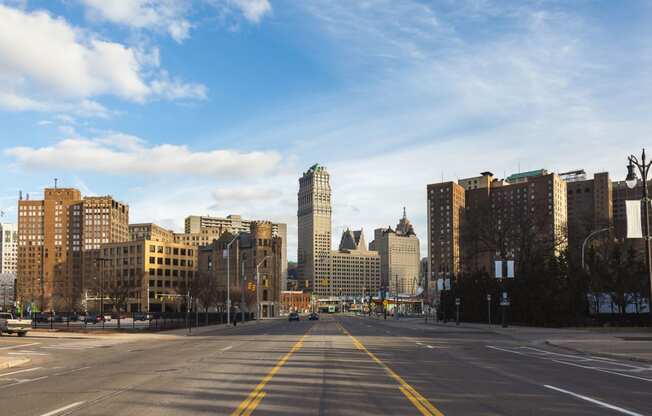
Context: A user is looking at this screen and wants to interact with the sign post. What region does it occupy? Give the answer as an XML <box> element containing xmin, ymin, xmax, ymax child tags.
<box><xmin>486</xmin><ymin>294</ymin><xmax>492</xmax><ymax>325</ymax></box>
<box><xmin>455</xmin><ymin>297</ymin><xmax>461</xmax><ymax>326</ymax></box>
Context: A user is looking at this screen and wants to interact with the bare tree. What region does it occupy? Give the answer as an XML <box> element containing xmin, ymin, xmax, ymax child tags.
<box><xmin>106</xmin><ymin>281</ymin><xmax>131</xmax><ymax>329</ymax></box>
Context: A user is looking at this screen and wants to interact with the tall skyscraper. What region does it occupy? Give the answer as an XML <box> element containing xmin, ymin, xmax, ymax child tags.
<box><xmin>297</xmin><ymin>164</ymin><xmax>332</xmax><ymax>295</ymax></box>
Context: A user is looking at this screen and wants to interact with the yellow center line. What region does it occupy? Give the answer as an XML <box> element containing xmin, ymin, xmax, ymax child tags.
<box><xmin>337</xmin><ymin>322</ymin><xmax>445</xmax><ymax>416</ymax></box>
<box><xmin>230</xmin><ymin>327</ymin><xmax>310</xmax><ymax>416</ymax></box>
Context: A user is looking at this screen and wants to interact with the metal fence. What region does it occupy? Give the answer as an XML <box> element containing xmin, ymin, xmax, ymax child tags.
<box><xmin>28</xmin><ymin>311</ymin><xmax>255</xmax><ymax>331</ymax></box>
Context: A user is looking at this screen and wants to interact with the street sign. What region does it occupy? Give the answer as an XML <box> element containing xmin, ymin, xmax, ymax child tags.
<box><xmin>500</xmin><ymin>300</ymin><xmax>510</xmax><ymax>306</ymax></box>
<box><xmin>455</xmin><ymin>298</ymin><xmax>460</xmax><ymax>306</ymax></box>
<box><xmin>486</xmin><ymin>294</ymin><xmax>492</xmax><ymax>301</ymax></box>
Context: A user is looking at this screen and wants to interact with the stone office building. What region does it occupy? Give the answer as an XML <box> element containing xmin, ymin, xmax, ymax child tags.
<box><xmin>198</xmin><ymin>221</ymin><xmax>283</xmax><ymax>318</ymax></box>
<box><xmin>370</xmin><ymin>209</ymin><xmax>421</xmax><ymax>295</ymax></box>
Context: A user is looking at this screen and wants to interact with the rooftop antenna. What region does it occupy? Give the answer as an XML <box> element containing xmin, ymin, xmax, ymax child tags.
<box><xmin>441</xmin><ymin>170</ymin><xmax>444</xmax><ymax>183</ymax></box>
<box><xmin>402</xmin><ymin>206</ymin><xmax>406</xmax><ymax>219</ymax></box>
<box><xmin>19</xmin><ymin>190</ymin><xmax>23</xmax><ymax>201</ymax></box>
<box><xmin>54</xmin><ymin>178</ymin><xmax>58</xmax><ymax>189</ymax></box>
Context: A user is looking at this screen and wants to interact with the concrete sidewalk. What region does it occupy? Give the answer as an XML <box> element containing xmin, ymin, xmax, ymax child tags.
<box><xmin>355</xmin><ymin>315</ymin><xmax>652</xmax><ymax>363</ymax></box>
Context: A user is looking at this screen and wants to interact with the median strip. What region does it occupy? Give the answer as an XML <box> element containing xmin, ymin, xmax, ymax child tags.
<box><xmin>337</xmin><ymin>322</ymin><xmax>445</xmax><ymax>416</ymax></box>
<box><xmin>230</xmin><ymin>332</ymin><xmax>308</xmax><ymax>416</ymax></box>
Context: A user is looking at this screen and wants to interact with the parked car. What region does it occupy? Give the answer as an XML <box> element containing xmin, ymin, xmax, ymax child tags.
<box><xmin>103</xmin><ymin>315</ymin><xmax>112</xmax><ymax>322</ymax></box>
<box><xmin>84</xmin><ymin>314</ymin><xmax>104</xmax><ymax>324</ymax></box>
<box><xmin>33</xmin><ymin>312</ymin><xmax>50</xmax><ymax>323</ymax></box>
<box><xmin>308</xmin><ymin>312</ymin><xmax>319</xmax><ymax>321</ymax></box>
<box><xmin>288</xmin><ymin>312</ymin><xmax>300</xmax><ymax>322</ymax></box>
<box><xmin>0</xmin><ymin>312</ymin><xmax>31</xmax><ymax>337</ymax></box>
<box><xmin>133</xmin><ymin>312</ymin><xmax>152</xmax><ymax>321</ymax></box>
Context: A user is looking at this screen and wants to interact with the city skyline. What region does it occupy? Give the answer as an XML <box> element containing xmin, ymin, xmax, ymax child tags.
<box><xmin>2</xmin><ymin>1</ymin><xmax>652</xmax><ymax>263</ymax></box>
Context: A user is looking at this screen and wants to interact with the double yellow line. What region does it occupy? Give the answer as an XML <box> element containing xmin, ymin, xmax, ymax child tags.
<box><xmin>338</xmin><ymin>323</ymin><xmax>445</xmax><ymax>416</ymax></box>
<box><xmin>230</xmin><ymin>333</ymin><xmax>308</xmax><ymax>416</ymax></box>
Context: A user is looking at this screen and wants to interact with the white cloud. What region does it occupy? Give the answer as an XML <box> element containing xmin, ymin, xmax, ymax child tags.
<box><xmin>81</xmin><ymin>0</ymin><xmax>192</xmax><ymax>43</ymax></box>
<box><xmin>0</xmin><ymin>4</ymin><xmax>206</xmax><ymax>114</ymax></box>
<box><xmin>228</xmin><ymin>0</ymin><xmax>271</xmax><ymax>23</ymax></box>
<box><xmin>4</xmin><ymin>135</ymin><xmax>282</xmax><ymax>178</ymax></box>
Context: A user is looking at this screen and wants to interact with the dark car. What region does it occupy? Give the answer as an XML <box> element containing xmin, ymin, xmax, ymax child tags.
<box><xmin>308</xmin><ymin>312</ymin><xmax>319</xmax><ymax>321</ymax></box>
<box><xmin>84</xmin><ymin>314</ymin><xmax>104</xmax><ymax>324</ymax></box>
<box><xmin>288</xmin><ymin>312</ymin><xmax>300</xmax><ymax>322</ymax></box>
<box><xmin>133</xmin><ymin>312</ymin><xmax>152</xmax><ymax>321</ymax></box>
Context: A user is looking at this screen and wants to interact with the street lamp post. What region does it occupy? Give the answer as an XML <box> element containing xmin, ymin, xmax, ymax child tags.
<box><xmin>255</xmin><ymin>256</ymin><xmax>270</xmax><ymax>321</ymax></box>
<box><xmin>581</xmin><ymin>228</ymin><xmax>610</xmax><ymax>270</ymax></box>
<box><xmin>225</xmin><ymin>234</ymin><xmax>239</xmax><ymax>325</ymax></box>
<box><xmin>625</xmin><ymin>149</ymin><xmax>652</xmax><ymax>323</ymax></box>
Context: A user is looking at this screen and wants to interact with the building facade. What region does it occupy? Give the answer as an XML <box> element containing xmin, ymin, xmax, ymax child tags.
<box><xmin>297</xmin><ymin>164</ymin><xmax>332</xmax><ymax>295</ymax></box>
<box><xmin>198</xmin><ymin>222</ymin><xmax>283</xmax><ymax>318</ymax></box>
<box><xmin>280</xmin><ymin>290</ymin><xmax>311</xmax><ymax>314</ymax></box>
<box><xmin>426</xmin><ymin>181</ymin><xmax>465</xmax><ymax>287</ymax></box>
<box><xmin>129</xmin><ymin>223</ymin><xmax>175</xmax><ymax>243</ymax></box>
<box><xmin>370</xmin><ymin>210</ymin><xmax>421</xmax><ymax>295</ymax></box>
<box><xmin>428</xmin><ymin>171</ymin><xmax>568</xmax><ymax>283</ymax></box>
<box><xmin>0</xmin><ymin>272</ymin><xmax>15</xmax><ymax>312</ymax></box>
<box><xmin>565</xmin><ymin>171</ymin><xmax>612</xmax><ymax>258</ymax></box>
<box><xmin>185</xmin><ymin>214</ymin><xmax>287</xmax><ymax>290</ymax></box>
<box><xmin>16</xmin><ymin>188</ymin><xmax>129</xmax><ymax>312</ymax></box>
<box><xmin>327</xmin><ymin>229</ymin><xmax>381</xmax><ymax>298</ymax></box>
<box><xmin>96</xmin><ymin>239</ymin><xmax>197</xmax><ymax>313</ymax></box>
<box><xmin>0</xmin><ymin>223</ymin><xmax>18</xmax><ymax>274</ymax></box>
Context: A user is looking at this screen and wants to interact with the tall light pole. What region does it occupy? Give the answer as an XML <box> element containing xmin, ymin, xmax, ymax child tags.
<box><xmin>625</xmin><ymin>148</ymin><xmax>652</xmax><ymax>324</ymax></box>
<box><xmin>255</xmin><ymin>256</ymin><xmax>270</xmax><ymax>321</ymax></box>
<box><xmin>225</xmin><ymin>234</ymin><xmax>239</xmax><ymax>325</ymax></box>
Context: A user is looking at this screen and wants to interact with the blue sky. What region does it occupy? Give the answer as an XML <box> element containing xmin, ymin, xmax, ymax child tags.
<box><xmin>1</xmin><ymin>0</ymin><xmax>652</xmax><ymax>260</ymax></box>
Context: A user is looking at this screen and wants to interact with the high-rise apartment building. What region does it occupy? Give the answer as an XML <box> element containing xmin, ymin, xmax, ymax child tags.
<box><xmin>565</xmin><ymin>171</ymin><xmax>612</xmax><ymax>257</ymax></box>
<box><xmin>185</xmin><ymin>214</ymin><xmax>287</xmax><ymax>289</ymax></box>
<box><xmin>297</xmin><ymin>164</ymin><xmax>332</xmax><ymax>295</ymax></box>
<box><xmin>426</xmin><ymin>181</ymin><xmax>465</xmax><ymax>285</ymax></box>
<box><xmin>17</xmin><ymin>188</ymin><xmax>129</xmax><ymax>311</ymax></box>
<box><xmin>0</xmin><ymin>223</ymin><xmax>18</xmax><ymax>274</ymax></box>
<box><xmin>427</xmin><ymin>171</ymin><xmax>567</xmax><ymax>282</ymax></box>
<box><xmin>198</xmin><ymin>222</ymin><xmax>283</xmax><ymax>317</ymax></box>
<box><xmin>328</xmin><ymin>229</ymin><xmax>380</xmax><ymax>298</ymax></box>
<box><xmin>370</xmin><ymin>210</ymin><xmax>421</xmax><ymax>295</ymax></box>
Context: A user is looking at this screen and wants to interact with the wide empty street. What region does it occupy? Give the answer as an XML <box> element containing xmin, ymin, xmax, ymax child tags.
<box><xmin>1</xmin><ymin>316</ymin><xmax>651</xmax><ymax>416</ymax></box>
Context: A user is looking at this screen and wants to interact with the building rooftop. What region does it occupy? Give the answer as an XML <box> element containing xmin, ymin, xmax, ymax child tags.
<box><xmin>506</xmin><ymin>169</ymin><xmax>548</xmax><ymax>182</ymax></box>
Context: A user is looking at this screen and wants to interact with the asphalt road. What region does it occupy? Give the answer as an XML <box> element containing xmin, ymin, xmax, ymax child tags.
<box><xmin>0</xmin><ymin>315</ymin><xmax>650</xmax><ymax>415</ymax></box>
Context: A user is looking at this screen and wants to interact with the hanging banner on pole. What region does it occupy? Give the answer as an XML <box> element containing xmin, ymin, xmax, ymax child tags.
<box><xmin>506</xmin><ymin>261</ymin><xmax>515</xmax><ymax>279</ymax></box>
<box><xmin>495</xmin><ymin>261</ymin><xmax>503</xmax><ymax>279</ymax></box>
<box><xmin>626</xmin><ymin>200</ymin><xmax>643</xmax><ymax>238</ymax></box>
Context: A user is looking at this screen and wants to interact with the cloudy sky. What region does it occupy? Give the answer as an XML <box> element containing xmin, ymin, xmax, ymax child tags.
<box><xmin>1</xmin><ymin>0</ymin><xmax>651</xmax><ymax>260</ymax></box>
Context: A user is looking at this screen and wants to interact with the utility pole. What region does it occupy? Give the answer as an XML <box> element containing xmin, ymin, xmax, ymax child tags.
<box><xmin>395</xmin><ymin>274</ymin><xmax>399</xmax><ymax>320</ymax></box>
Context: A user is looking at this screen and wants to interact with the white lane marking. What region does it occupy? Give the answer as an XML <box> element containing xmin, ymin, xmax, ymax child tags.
<box><xmin>39</xmin><ymin>401</ymin><xmax>86</xmax><ymax>416</ymax></box>
<box><xmin>544</xmin><ymin>385</ymin><xmax>644</xmax><ymax>416</ymax></box>
<box><xmin>220</xmin><ymin>345</ymin><xmax>233</xmax><ymax>352</ymax></box>
<box><xmin>487</xmin><ymin>345</ymin><xmax>652</xmax><ymax>383</ymax></box>
<box><xmin>53</xmin><ymin>366</ymin><xmax>91</xmax><ymax>377</ymax></box>
<box><xmin>0</xmin><ymin>342</ymin><xmax>40</xmax><ymax>350</ymax></box>
<box><xmin>0</xmin><ymin>367</ymin><xmax>42</xmax><ymax>378</ymax></box>
<box><xmin>426</xmin><ymin>345</ymin><xmax>435</xmax><ymax>349</ymax></box>
<box><xmin>0</xmin><ymin>375</ymin><xmax>48</xmax><ymax>390</ymax></box>
<box><xmin>523</xmin><ymin>347</ymin><xmax>649</xmax><ymax>370</ymax></box>
<box><xmin>416</xmin><ymin>341</ymin><xmax>423</xmax><ymax>345</ymax></box>
<box><xmin>8</xmin><ymin>351</ymin><xmax>49</xmax><ymax>356</ymax></box>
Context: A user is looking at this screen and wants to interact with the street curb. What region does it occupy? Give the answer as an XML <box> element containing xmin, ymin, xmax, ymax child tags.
<box><xmin>0</xmin><ymin>357</ymin><xmax>31</xmax><ymax>370</ymax></box>
<box><xmin>544</xmin><ymin>340</ymin><xmax>652</xmax><ymax>364</ymax></box>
